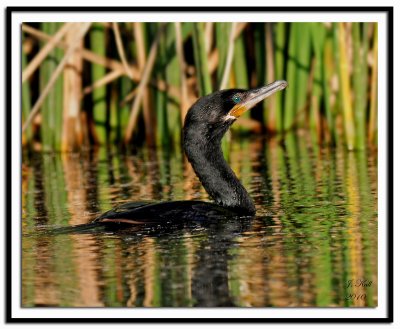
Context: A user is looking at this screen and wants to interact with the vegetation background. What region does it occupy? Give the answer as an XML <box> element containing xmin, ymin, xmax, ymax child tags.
<box><xmin>22</xmin><ymin>22</ymin><xmax>378</xmax><ymax>152</ymax></box>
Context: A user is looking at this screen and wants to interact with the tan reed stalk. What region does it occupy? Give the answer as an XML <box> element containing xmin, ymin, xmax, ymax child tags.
<box><xmin>22</xmin><ymin>23</ymin><xmax>91</xmax><ymax>133</ymax></box>
<box><xmin>124</xmin><ymin>24</ymin><xmax>165</xmax><ymax>143</ymax></box>
<box><xmin>265</xmin><ymin>23</ymin><xmax>276</xmax><ymax>132</ymax></box>
<box><xmin>112</xmin><ymin>22</ymin><xmax>133</xmax><ymax>79</ymax></box>
<box><xmin>205</xmin><ymin>22</ymin><xmax>214</xmax><ymax>54</ymax></box>
<box><xmin>133</xmin><ymin>22</ymin><xmax>156</xmax><ymax>147</ymax></box>
<box><xmin>23</xmin><ymin>23</ymin><xmax>184</xmax><ymax>101</ymax></box>
<box><xmin>61</xmin><ymin>23</ymin><xmax>89</xmax><ymax>151</ymax></box>
<box><xmin>368</xmin><ymin>23</ymin><xmax>378</xmax><ymax>146</ymax></box>
<box><xmin>22</xmin><ymin>23</ymin><xmax>73</xmax><ymax>83</ymax></box>
<box><xmin>83</xmin><ymin>70</ymin><xmax>124</xmax><ymax>95</ymax></box>
<box><xmin>22</xmin><ymin>24</ymin><xmax>139</xmax><ymax>80</ymax></box>
<box><xmin>208</xmin><ymin>23</ymin><xmax>248</xmax><ymax>74</ymax></box>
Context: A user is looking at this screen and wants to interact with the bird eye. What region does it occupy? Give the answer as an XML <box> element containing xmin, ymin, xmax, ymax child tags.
<box><xmin>232</xmin><ymin>95</ymin><xmax>241</xmax><ymax>103</ymax></box>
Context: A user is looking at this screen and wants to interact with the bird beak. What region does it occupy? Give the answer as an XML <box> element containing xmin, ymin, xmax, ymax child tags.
<box><xmin>227</xmin><ymin>80</ymin><xmax>288</xmax><ymax>118</ymax></box>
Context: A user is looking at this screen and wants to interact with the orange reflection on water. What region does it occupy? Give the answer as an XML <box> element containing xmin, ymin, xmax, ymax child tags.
<box><xmin>22</xmin><ymin>135</ymin><xmax>378</xmax><ymax>307</ymax></box>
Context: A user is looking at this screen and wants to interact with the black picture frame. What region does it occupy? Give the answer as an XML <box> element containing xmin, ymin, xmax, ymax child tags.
<box><xmin>6</xmin><ymin>6</ymin><xmax>393</xmax><ymax>323</ymax></box>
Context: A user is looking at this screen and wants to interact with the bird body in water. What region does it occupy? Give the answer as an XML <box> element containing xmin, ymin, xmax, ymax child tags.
<box><xmin>91</xmin><ymin>80</ymin><xmax>288</xmax><ymax>227</ymax></box>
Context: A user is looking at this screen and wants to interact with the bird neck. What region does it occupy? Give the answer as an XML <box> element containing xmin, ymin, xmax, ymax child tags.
<box><xmin>183</xmin><ymin>126</ymin><xmax>255</xmax><ymax>215</ymax></box>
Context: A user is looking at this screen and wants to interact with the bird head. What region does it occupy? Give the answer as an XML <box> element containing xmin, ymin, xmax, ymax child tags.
<box><xmin>183</xmin><ymin>80</ymin><xmax>288</xmax><ymax>142</ymax></box>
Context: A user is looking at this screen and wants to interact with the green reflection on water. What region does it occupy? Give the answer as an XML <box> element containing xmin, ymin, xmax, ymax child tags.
<box><xmin>22</xmin><ymin>135</ymin><xmax>377</xmax><ymax>307</ymax></box>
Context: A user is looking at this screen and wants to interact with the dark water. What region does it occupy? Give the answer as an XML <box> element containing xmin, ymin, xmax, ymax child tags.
<box><xmin>22</xmin><ymin>134</ymin><xmax>377</xmax><ymax>307</ymax></box>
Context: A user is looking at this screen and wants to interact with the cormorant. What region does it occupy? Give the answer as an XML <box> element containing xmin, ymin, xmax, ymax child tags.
<box><xmin>92</xmin><ymin>80</ymin><xmax>288</xmax><ymax>227</ymax></box>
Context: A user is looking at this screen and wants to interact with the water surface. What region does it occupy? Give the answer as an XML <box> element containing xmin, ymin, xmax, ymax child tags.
<box><xmin>22</xmin><ymin>134</ymin><xmax>377</xmax><ymax>307</ymax></box>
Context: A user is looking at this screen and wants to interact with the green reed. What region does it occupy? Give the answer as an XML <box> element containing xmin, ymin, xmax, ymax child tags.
<box><xmin>155</xmin><ymin>24</ymin><xmax>170</xmax><ymax>148</ymax></box>
<box><xmin>322</xmin><ymin>30</ymin><xmax>336</xmax><ymax>145</ymax></box>
<box><xmin>22</xmin><ymin>22</ymin><xmax>378</xmax><ymax>152</ymax></box>
<box><xmin>165</xmin><ymin>23</ymin><xmax>182</xmax><ymax>146</ymax></box>
<box><xmin>232</xmin><ymin>32</ymin><xmax>251</xmax><ymax>137</ymax></box>
<box><xmin>38</xmin><ymin>23</ymin><xmax>64</xmax><ymax>151</ymax></box>
<box><xmin>192</xmin><ymin>22</ymin><xmax>212</xmax><ymax>97</ymax></box>
<box><xmin>90</xmin><ymin>23</ymin><xmax>108</xmax><ymax>144</ymax></box>
<box><xmin>352</xmin><ymin>22</ymin><xmax>367</xmax><ymax>150</ymax></box>
<box><xmin>310</xmin><ymin>23</ymin><xmax>324</xmax><ymax>145</ymax></box>
<box><xmin>39</xmin><ymin>22</ymin><xmax>53</xmax><ymax>151</ymax></box>
<box><xmin>283</xmin><ymin>23</ymin><xmax>298</xmax><ymax>131</ymax></box>
<box><xmin>22</xmin><ymin>34</ymin><xmax>32</xmax><ymax>146</ymax></box>
<box><xmin>273</xmin><ymin>22</ymin><xmax>286</xmax><ymax>133</ymax></box>
<box><xmin>295</xmin><ymin>23</ymin><xmax>311</xmax><ymax>126</ymax></box>
<box><xmin>216</xmin><ymin>22</ymin><xmax>229</xmax><ymax>86</ymax></box>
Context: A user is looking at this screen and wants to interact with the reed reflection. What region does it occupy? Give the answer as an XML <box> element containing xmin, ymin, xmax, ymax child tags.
<box><xmin>22</xmin><ymin>135</ymin><xmax>377</xmax><ymax>307</ymax></box>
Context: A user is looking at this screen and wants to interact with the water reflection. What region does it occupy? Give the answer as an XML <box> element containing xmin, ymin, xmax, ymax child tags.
<box><xmin>22</xmin><ymin>134</ymin><xmax>377</xmax><ymax>307</ymax></box>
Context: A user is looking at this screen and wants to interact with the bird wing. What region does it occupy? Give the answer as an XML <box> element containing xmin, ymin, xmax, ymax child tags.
<box><xmin>93</xmin><ymin>200</ymin><xmax>238</xmax><ymax>225</ymax></box>
<box><xmin>93</xmin><ymin>201</ymin><xmax>152</xmax><ymax>223</ymax></box>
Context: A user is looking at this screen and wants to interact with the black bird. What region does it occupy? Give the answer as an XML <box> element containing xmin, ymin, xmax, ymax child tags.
<box><xmin>91</xmin><ymin>80</ymin><xmax>288</xmax><ymax>227</ymax></box>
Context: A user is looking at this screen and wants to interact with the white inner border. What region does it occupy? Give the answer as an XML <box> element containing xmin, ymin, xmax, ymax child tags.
<box><xmin>11</xmin><ymin>10</ymin><xmax>389</xmax><ymax>320</ymax></box>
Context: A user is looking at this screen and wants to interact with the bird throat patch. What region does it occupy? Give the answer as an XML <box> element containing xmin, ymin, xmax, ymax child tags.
<box><xmin>227</xmin><ymin>104</ymin><xmax>248</xmax><ymax>118</ymax></box>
